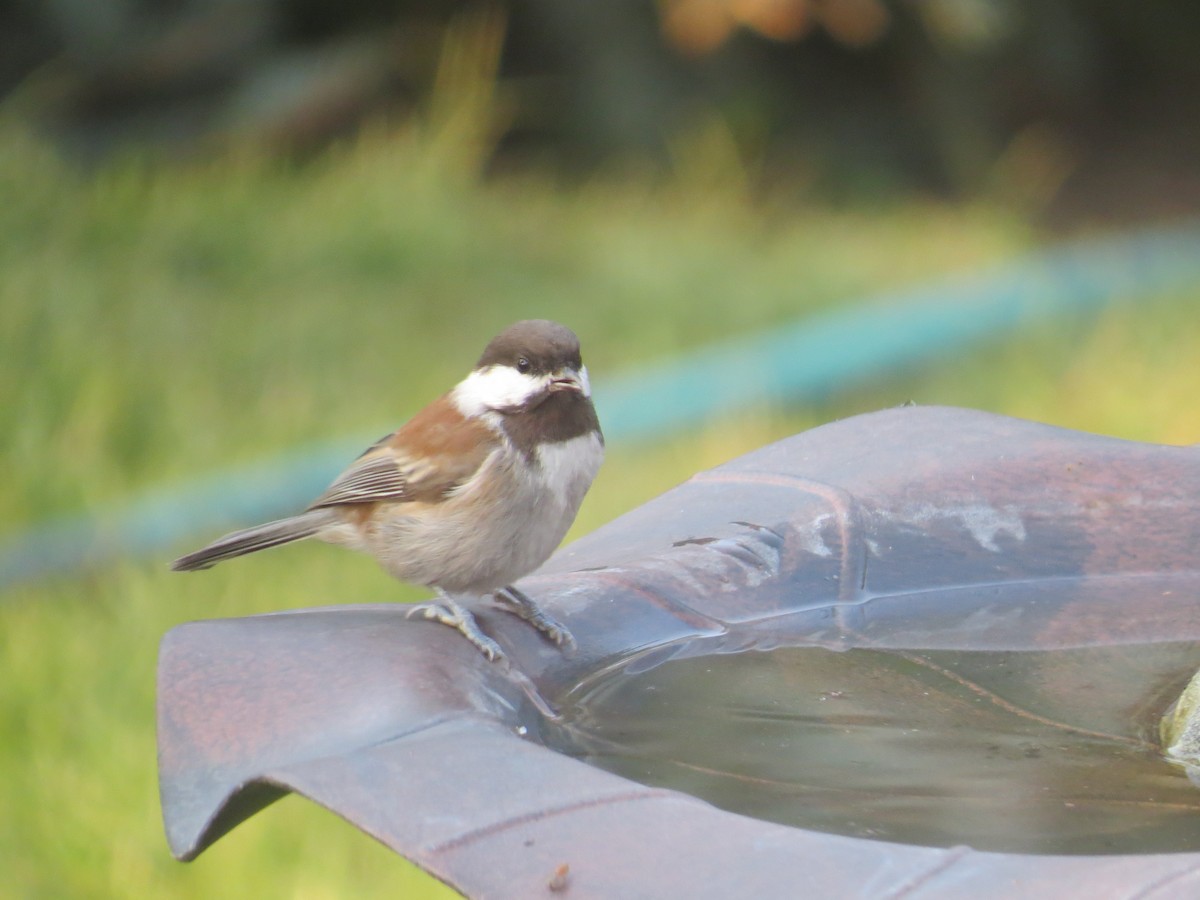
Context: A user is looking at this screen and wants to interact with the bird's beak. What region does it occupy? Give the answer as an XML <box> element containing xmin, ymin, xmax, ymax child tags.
<box><xmin>548</xmin><ymin>368</ymin><xmax>585</xmax><ymax>395</ymax></box>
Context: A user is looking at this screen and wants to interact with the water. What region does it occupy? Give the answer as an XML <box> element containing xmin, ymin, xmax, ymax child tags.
<box><xmin>542</xmin><ymin>641</ymin><xmax>1200</xmax><ymax>855</ymax></box>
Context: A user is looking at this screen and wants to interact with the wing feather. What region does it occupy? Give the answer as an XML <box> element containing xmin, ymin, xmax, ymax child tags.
<box><xmin>306</xmin><ymin>400</ymin><xmax>501</xmax><ymax>510</ymax></box>
<box><xmin>307</xmin><ymin>454</ymin><xmax>410</xmax><ymax>508</ymax></box>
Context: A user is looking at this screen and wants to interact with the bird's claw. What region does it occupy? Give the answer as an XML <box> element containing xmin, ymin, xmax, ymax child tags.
<box><xmin>494</xmin><ymin>586</ymin><xmax>576</xmax><ymax>651</ymax></box>
<box><xmin>405</xmin><ymin>588</ymin><xmax>574</xmax><ymax>661</ymax></box>
<box><xmin>405</xmin><ymin>597</ymin><xmax>505</xmax><ymax>662</ymax></box>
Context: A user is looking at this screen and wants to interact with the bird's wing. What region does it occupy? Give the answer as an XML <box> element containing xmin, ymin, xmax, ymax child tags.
<box><xmin>307</xmin><ymin>399</ymin><xmax>500</xmax><ymax>509</ymax></box>
<box><xmin>306</xmin><ymin>453</ymin><xmax>411</xmax><ymax>508</ymax></box>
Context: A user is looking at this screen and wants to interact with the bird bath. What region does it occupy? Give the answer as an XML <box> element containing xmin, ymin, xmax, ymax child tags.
<box><xmin>158</xmin><ymin>406</ymin><xmax>1200</xmax><ymax>896</ymax></box>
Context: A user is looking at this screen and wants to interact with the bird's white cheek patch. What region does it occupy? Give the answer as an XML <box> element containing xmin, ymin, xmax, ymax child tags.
<box><xmin>453</xmin><ymin>366</ymin><xmax>544</xmax><ymax>416</ymax></box>
<box><xmin>577</xmin><ymin>365</ymin><xmax>592</xmax><ymax>398</ymax></box>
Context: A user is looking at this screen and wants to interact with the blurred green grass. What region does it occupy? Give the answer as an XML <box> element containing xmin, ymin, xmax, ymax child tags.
<box><xmin>2</xmin><ymin>122</ymin><xmax>1199</xmax><ymax>899</ymax></box>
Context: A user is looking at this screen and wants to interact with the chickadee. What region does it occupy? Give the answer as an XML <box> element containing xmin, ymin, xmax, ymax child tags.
<box><xmin>172</xmin><ymin>319</ymin><xmax>604</xmax><ymax>661</ymax></box>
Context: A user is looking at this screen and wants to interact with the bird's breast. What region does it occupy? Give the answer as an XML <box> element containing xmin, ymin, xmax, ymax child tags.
<box><xmin>532</xmin><ymin>430</ymin><xmax>605</xmax><ymax>508</ymax></box>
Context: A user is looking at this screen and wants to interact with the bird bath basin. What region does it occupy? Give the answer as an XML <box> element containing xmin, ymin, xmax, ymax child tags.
<box><xmin>158</xmin><ymin>406</ymin><xmax>1200</xmax><ymax>896</ymax></box>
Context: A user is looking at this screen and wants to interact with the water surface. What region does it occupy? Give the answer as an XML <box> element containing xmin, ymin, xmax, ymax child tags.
<box><xmin>544</xmin><ymin>641</ymin><xmax>1200</xmax><ymax>855</ymax></box>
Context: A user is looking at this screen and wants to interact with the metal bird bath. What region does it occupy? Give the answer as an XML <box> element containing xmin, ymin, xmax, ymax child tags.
<box><xmin>158</xmin><ymin>406</ymin><xmax>1200</xmax><ymax>896</ymax></box>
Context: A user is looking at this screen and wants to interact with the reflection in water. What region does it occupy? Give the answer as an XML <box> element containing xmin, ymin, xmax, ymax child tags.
<box><xmin>543</xmin><ymin>642</ymin><xmax>1200</xmax><ymax>855</ymax></box>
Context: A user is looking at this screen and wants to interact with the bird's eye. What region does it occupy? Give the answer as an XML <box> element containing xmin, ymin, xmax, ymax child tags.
<box><xmin>516</xmin><ymin>357</ymin><xmax>531</xmax><ymax>373</ymax></box>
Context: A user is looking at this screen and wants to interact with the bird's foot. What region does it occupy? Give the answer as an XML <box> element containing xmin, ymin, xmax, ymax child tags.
<box><xmin>405</xmin><ymin>595</ymin><xmax>505</xmax><ymax>662</ymax></box>
<box><xmin>493</xmin><ymin>585</ymin><xmax>576</xmax><ymax>651</ymax></box>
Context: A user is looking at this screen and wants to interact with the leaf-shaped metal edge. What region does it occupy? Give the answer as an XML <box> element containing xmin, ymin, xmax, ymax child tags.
<box><xmin>158</xmin><ymin>406</ymin><xmax>1200</xmax><ymax>897</ymax></box>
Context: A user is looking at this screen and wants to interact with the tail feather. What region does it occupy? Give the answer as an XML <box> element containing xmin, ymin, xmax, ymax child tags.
<box><xmin>170</xmin><ymin>509</ymin><xmax>336</xmax><ymax>571</ymax></box>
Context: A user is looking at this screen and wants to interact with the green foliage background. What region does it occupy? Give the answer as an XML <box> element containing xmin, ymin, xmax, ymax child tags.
<box><xmin>2</xmin><ymin>115</ymin><xmax>1199</xmax><ymax>898</ymax></box>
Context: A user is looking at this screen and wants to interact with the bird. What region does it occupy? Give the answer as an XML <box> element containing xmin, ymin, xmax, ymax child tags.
<box><xmin>171</xmin><ymin>319</ymin><xmax>604</xmax><ymax>662</ymax></box>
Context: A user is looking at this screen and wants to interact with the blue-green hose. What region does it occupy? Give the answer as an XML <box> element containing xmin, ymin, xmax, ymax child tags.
<box><xmin>4</xmin><ymin>222</ymin><xmax>1199</xmax><ymax>589</ymax></box>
